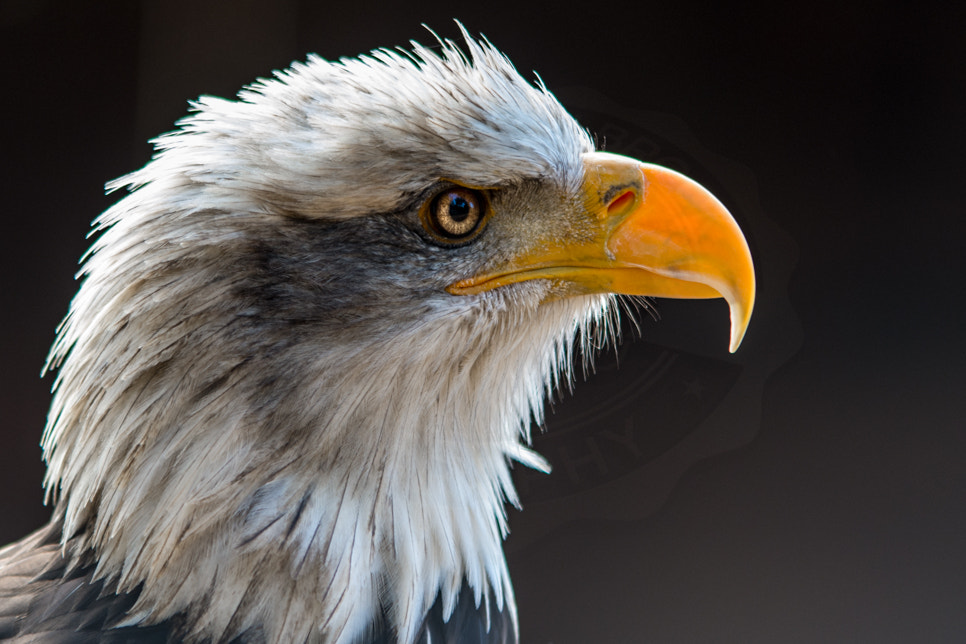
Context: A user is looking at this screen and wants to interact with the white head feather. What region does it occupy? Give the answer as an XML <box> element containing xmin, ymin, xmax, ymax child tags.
<box><xmin>42</xmin><ymin>30</ymin><xmax>610</xmax><ymax>644</ymax></box>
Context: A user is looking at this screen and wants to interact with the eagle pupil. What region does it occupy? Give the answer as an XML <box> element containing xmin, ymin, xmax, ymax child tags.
<box><xmin>449</xmin><ymin>195</ymin><xmax>470</xmax><ymax>222</ymax></box>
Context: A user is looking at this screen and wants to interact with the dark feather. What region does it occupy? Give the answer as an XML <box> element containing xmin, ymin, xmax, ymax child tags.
<box><xmin>1</xmin><ymin>523</ymin><xmax>514</xmax><ymax>643</ymax></box>
<box><xmin>377</xmin><ymin>584</ymin><xmax>516</xmax><ymax>644</ymax></box>
<box><xmin>0</xmin><ymin>522</ymin><xmax>174</xmax><ymax>642</ymax></box>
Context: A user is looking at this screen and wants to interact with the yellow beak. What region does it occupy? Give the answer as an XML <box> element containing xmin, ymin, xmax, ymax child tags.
<box><xmin>447</xmin><ymin>152</ymin><xmax>756</xmax><ymax>352</ymax></box>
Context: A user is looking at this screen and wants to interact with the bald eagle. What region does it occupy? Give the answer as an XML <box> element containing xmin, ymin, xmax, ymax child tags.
<box><xmin>0</xmin><ymin>29</ymin><xmax>754</xmax><ymax>644</ymax></box>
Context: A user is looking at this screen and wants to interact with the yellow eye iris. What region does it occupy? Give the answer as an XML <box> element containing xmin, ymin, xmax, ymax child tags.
<box><xmin>422</xmin><ymin>187</ymin><xmax>488</xmax><ymax>242</ymax></box>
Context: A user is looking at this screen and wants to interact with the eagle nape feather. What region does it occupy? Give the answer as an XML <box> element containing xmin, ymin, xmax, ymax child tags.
<box><xmin>0</xmin><ymin>25</ymin><xmax>754</xmax><ymax>644</ymax></box>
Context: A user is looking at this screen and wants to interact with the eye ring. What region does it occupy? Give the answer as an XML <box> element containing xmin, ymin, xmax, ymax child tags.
<box><xmin>421</xmin><ymin>187</ymin><xmax>488</xmax><ymax>242</ymax></box>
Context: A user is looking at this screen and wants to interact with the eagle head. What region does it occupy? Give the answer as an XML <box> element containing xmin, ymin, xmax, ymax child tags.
<box><xmin>39</xmin><ymin>28</ymin><xmax>754</xmax><ymax>644</ymax></box>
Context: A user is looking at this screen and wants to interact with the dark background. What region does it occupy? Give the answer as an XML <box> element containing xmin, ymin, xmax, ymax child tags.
<box><xmin>2</xmin><ymin>1</ymin><xmax>965</xmax><ymax>642</ymax></box>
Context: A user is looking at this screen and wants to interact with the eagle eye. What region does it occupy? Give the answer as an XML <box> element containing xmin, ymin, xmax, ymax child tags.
<box><xmin>423</xmin><ymin>187</ymin><xmax>487</xmax><ymax>242</ymax></box>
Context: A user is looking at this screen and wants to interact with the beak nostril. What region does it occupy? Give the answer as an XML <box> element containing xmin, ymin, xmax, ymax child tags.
<box><xmin>607</xmin><ymin>190</ymin><xmax>636</xmax><ymax>216</ymax></box>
